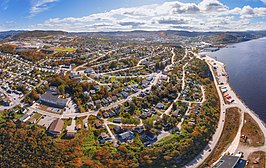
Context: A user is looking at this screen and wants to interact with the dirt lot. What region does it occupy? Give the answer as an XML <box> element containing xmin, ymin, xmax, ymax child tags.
<box><xmin>199</xmin><ymin>107</ymin><xmax>241</xmax><ymax>168</ymax></box>
<box><xmin>246</xmin><ymin>151</ymin><xmax>265</xmax><ymax>168</ymax></box>
<box><xmin>241</xmin><ymin>113</ymin><xmax>265</xmax><ymax>147</ymax></box>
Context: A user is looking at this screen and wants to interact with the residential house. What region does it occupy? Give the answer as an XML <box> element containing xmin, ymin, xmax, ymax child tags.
<box><xmin>141</xmin><ymin>131</ymin><xmax>157</xmax><ymax>142</ymax></box>
<box><xmin>122</xmin><ymin>92</ymin><xmax>128</xmax><ymax>98</ymax></box>
<box><xmin>95</xmin><ymin>121</ymin><xmax>103</xmax><ymax>129</ymax></box>
<box><xmin>113</xmin><ymin>126</ymin><xmax>123</xmax><ymax>134</ymax></box>
<box><xmin>118</xmin><ymin>131</ymin><xmax>134</xmax><ymax>141</ymax></box>
<box><xmin>48</xmin><ymin>119</ymin><xmax>64</xmax><ymax>135</ymax></box>
<box><xmin>113</xmin><ymin>118</ymin><xmax>122</xmax><ymax>124</ymax></box>
<box><xmin>103</xmin><ymin>112</ymin><xmax>109</xmax><ymax>118</ymax></box>
<box><xmin>156</xmin><ymin>103</ymin><xmax>164</xmax><ymax>109</ymax></box>
<box><xmin>133</xmin><ymin>126</ymin><xmax>144</xmax><ymax>133</ymax></box>
<box><xmin>98</xmin><ymin>133</ymin><xmax>112</xmax><ymax>144</ymax></box>
<box><xmin>2</xmin><ymin>97</ymin><xmax>13</xmax><ymax>106</ymax></box>
<box><xmin>84</xmin><ymin>67</ymin><xmax>94</xmax><ymax>74</ymax></box>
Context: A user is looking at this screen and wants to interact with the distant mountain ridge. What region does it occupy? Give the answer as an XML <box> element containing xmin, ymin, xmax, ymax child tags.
<box><xmin>10</xmin><ymin>30</ymin><xmax>67</xmax><ymax>40</ymax></box>
<box><xmin>1</xmin><ymin>30</ymin><xmax>266</xmax><ymax>44</ymax></box>
<box><xmin>0</xmin><ymin>30</ymin><xmax>27</xmax><ymax>39</ymax></box>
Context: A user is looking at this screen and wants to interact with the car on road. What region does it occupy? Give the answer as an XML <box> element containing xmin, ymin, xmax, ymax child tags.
<box><xmin>84</xmin><ymin>123</ymin><xmax>88</xmax><ymax>128</ymax></box>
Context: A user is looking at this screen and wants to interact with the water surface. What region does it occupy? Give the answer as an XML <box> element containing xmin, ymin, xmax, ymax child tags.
<box><xmin>206</xmin><ymin>38</ymin><xmax>266</xmax><ymax>123</ymax></box>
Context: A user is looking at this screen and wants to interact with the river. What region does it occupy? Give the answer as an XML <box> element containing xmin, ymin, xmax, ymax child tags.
<box><xmin>204</xmin><ymin>38</ymin><xmax>266</xmax><ymax>123</ymax></box>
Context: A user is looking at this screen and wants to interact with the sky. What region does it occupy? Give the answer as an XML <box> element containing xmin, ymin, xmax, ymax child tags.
<box><xmin>0</xmin><ymin>0</ymin><xmax>265</xmax><ymax>32</ymax></box>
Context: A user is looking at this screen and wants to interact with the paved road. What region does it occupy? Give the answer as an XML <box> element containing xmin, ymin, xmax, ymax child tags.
<box><xmin>181</xmin><ymin>63</ymin><xmax>188</xmax><ymax>90</ymax></box>
<box><xmin>100</xmin><ymin>66</ymin><xmax>144</xmax><ymax>75</ymax></box>
<box><xmin>177</xmin><ymin>103</ymin><xmax>191</xmax><ymax>130</ymax></box>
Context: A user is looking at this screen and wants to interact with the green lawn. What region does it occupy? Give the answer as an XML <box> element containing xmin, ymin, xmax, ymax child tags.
<box><xmin>54</xmin><ymin>47</ymin><xmax>76</xmax><ymax>52</ymax></box>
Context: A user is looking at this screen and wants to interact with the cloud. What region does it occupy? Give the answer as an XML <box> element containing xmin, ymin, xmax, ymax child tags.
<box><xmin>0</xmin><ymin>21</ymin><xmax>17</xmax><ymax>31</ymax></box>
<box><xmin>1</xmin><ymin>0</ymin><xmax>10</xmax><ymax>10</ymax></box>
<box><xmin>118</xmin><ymin>21</ymin><xmax>144</xmax><ymax>27</ymax></box>
<box><xmin>29</xmin><ymin>0</ymin><xmax>59</xmax><ymax>17</ymax></box>
<box><xmin>29</xmin><ymin>0</ymin><xmax>266</xmax><ymax>32</ymax></box>
<box><xmin>261</xmin><ymin>0</ymin><xmax>266</xmax><ymax>4</ymax></box>
<box><xmin>198</xmin><ymin>0</ymin><xmax>228</xmax><ymax>12</ymax></box>
<box><xmin>153</xmin><ymin>16</ymin><xmax>191</xmax><ymax>25</ymax></box>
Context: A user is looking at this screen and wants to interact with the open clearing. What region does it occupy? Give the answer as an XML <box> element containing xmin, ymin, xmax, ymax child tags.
<box><xmin>246</xmin><ymin>151</ymin><xmax>265</xmax><ymax>168</ymax></box>
<box><xmin>241</xmin><ymin>113</ymin><xmax>265</xmax><ymax>147</ymax></box>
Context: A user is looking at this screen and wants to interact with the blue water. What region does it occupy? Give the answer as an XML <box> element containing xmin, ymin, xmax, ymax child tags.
<box><xmin>206</xmin><ymin>38</ymin><xmax>266</xmax><ymax>123</ymax></box>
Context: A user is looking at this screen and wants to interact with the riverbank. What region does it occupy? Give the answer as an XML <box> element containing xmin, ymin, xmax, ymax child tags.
<box><xmin>184</xmin><ymin>52</ymin><xmax>266</xmax><ymax>168</ymax></box>
<box><xmin>203</xmin><ymin>54</ymin><xmax>266</xmax><ymax>127</ymax></box>
<box><xmin>204</xmin><ymin>37</ymin><xmax>266</xmax><ymax>123</ymax></box>
<box><xmin>202</xmin><ymin>54</ymin><xmax>266</xmax><ymax>166</ymax></box>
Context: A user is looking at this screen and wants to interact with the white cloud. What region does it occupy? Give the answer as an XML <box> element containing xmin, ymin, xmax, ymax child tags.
<box><xmin>29</xmin><ymin>0</ymin><xmax>266</xmax><ymax>32</ymax></box>
<box><xmin>0</xmin><ymin>21</ymin><xmax>17</xmax><ymax>31</ymax></box>
<box><xmin>261</xmin><ymin>0</ymin><xmax>266</xmax><ymax>4</ymax></box>
<box><xmin>29</xmin><ymin>0</ymin><xmax>59</xmax><ymax>17</ymax></box>
<box><xmin>198</xmin><ymin>0</ymin><xmax>228</xmax><ymax>12</ymax></box>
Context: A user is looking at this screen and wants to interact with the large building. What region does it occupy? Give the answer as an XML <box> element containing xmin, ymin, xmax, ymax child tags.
<box><xmin>48</xmin><ymin>119</ymin><xmax>64</xmax><ymax>135</ymax></box>
<box><xmin>213</xmin><ymin>155</ymin><xmax>245</xmax><ymax>168</ymax></box>
<box><xmin>39</xmin><ymin>87</ymin><xmax>69</xmax><ymax>108</ymax></box>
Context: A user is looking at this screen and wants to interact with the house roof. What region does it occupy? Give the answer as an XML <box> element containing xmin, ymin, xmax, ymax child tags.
<box><xmin>119</xmin><ymin>131</ymin><xmax>134</xmax><ymax>140</ymax></box>
<box><xmin>40</xmin><ymin>87</ymin><xmax>68</xmax><ymax>106</ymax></box>
<box><xmin>48</xmin><ymin>119</ymin><xmax>64</xmax><ymax>133</ymax></box>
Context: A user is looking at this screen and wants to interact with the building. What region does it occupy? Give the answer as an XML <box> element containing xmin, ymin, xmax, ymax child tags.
<box><xmin>118</xmin><ymin>131</ymin><xmax>134</xmax><ymax>141</ymax></box>
<box><xmin>84</xmin><ymin>67</ymin><xmax>94</xmax><ymax>74</ymax></box>
<box><xmin>48</xmin><ymin>119</ymin><xmax>64</xmax><ymax>135</ymax></box>
<box><xmin>66</xmin><ymin>119</ymin><xmax>77</xmax><ymax>138</ymax></box>
<box><xmin>156</xmin><ymin>103</ymin><xmax>164</xmax><ymax>109</ymax></box>
<box><xmin>213</xmin><ymin>155</ymin><xmax>244</xmax><ymax>168</ymax></box>
<box><xmin>39</xmin><ymin>87</ymin><xmax>69</xmax><ymax>108</ymax></box>
<box><xmin>2</xmin><ymin>97</ymin><xmax>13</xmax><ymax>106</ymax></box>
<box><xmin>66</xmin><ymin>130</ymin><xmax>76</xmax><ymax>138</ymax></box>
<box><xmin>40</xmin><ymin>49</ymin><xmax>54</xmax><ymax>54</ymax></box>
<box><xmin>141</xmin><ymin>131</ymin><xmax>157</xmax><ymax>142</ymax></box>
<box><xmin>94</xmin><ymin>121</ymin><xmax>103</xmax><ymax>129</ymax></box>
<box><xmin>113</xmin><ymin>126</ymin><xmax>123</xmax><ymax>134</ymax></box>
<box><xmin>98</xmin><ymin>133</ymin><xmax>112</xmax><ymax>144</ymax></box>
<box><xmin>19</xmin><ymin>114</ymin><xmax>31</xmax><ymax>122</ymax></box>
<box><xmin>113</xmin><ymin>118</ymin><xmax>122</xmax><ymax>123</ymax></box>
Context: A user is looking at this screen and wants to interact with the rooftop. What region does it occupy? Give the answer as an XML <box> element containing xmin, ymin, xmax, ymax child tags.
<box><xmin>213</xmin><ymin>155</ymin><xmax>241</xmax><ymax>168</ymax></box>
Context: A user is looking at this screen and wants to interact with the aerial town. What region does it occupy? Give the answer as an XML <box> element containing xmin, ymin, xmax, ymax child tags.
<box><xmin>0</xmin><ymin>30</ymin><xmax>265</xmax><ymax>168</ymax></box>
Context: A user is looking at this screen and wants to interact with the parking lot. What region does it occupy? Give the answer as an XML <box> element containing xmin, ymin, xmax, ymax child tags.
<box><xmin>37</xmin><ymin>116</ymin><xmax>56</xmax><ymax>128</ymax></box>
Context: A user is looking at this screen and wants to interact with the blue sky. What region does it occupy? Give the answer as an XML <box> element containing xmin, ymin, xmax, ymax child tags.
<box><xmin>0</xmin><ymin>0</ymin><xmax>265</xmax><ymax>31</ymax></box>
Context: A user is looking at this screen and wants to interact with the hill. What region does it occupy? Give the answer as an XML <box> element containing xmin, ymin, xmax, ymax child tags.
<box><xmin>11</xmin><ymin>30</ymin><xmax>67</xmax><ymax>40</ymax></box>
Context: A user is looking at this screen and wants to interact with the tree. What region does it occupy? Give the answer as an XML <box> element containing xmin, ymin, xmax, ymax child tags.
<box><xmin>129</xmin><ymin>103</ymin><xmax>136</xmax><ymax>115</ymax></box>
<box><xmin>173</xmin><ymin>103</ymin><xmax>177</xmax><ymax>111</ymax></box>
<box><xmin>29</xmin><ymin>90</ymin><xmax>40</xmax><ymax>101</ymax></box>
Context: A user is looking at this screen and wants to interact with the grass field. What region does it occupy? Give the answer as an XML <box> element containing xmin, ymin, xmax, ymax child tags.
<box><xmin>54</xmin><ymin>47</ymin><xmax>76</xmax><ymax>52</ymax></box>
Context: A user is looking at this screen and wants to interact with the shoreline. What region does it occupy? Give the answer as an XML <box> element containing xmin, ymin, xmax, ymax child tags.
<box><xmin>217</xmin><ymin>59</ymin><xmax>266</xmax><ymax>128</ymax></box>
<box><xmin>203</xmin><ymin>54</ymin><xmax>266</xmax><ymax>167</ymax></box>
<box><xmin>184</xmin><ymin>52</ymin><xmax>266</xmax><ymax>168</ymax></box>
<box><xmin>200</xmin><ymin>37</ymin><xmax>266</xmax><ymax>125</ymax></box>
<box><xmin>204</xmin><ymin>55</ymin><xmax>266</xmax><ymax>127</ymax></box>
